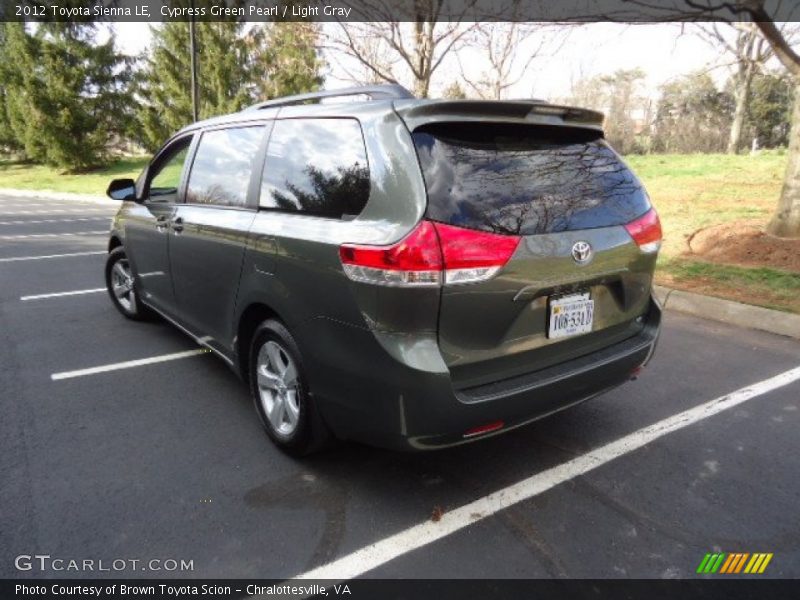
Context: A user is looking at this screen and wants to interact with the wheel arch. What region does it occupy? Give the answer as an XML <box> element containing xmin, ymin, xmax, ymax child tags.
<box><xmin>235</xmin><ymin>302</ymin><xmax>286</xmax><ymax>380</ymax></box>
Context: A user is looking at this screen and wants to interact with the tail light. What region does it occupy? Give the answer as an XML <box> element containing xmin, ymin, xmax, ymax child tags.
<box><xmin>624</xmin><ymin>208</ymin><xmax>662</xmax><ymax>253</ymax></box>
<box><xmin>339</xmin><ymin>221</ymin><xmax>520</xmax><ymax>287</ymax></box>
<box><xmin>339</xmin><ymin>221</ymin><xmax>442</xmax><ymax>286</ymax></box>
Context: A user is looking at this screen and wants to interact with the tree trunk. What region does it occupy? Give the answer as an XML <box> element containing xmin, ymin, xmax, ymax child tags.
<box><xmin>727</xmin><ymin>62</ymin><xmax>754</xmax><ymax>154</ymax></box>
<box><xmin>414</xmin><ymin>77</ymin><xmax>430</xmax><ymax>98</ymax></box>
<box><xmin>767</xmin><ymin>80</ymin><xmax>800</xmax><ymax>238</ymax></box>
<box><xmin>412</xmin><ymin>21</ymin><xmax>433</xmax><ymax>98</ymax></box>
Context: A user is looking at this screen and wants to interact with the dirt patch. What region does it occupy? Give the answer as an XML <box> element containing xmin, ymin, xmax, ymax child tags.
<box><xmin>686</xmin><ymin>221</ymin><xmax>800</xmax><ymax>273</ymax></box>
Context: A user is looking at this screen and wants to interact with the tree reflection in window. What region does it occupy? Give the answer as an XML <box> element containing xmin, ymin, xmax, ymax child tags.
<box><xmin>186</xmin><ymin>126</ymin><xmax>264</xmax><ymax>208</ymax></box>
<box><xmin>260</xmin><ymin>119</ymin><xmax>370</xmax><ymax>220</ymax></box>
<box><xmin>270</xmin><ymin>163</ymin><xmax>369</xmax><ymax>218</ymax></box>
<box><xmin>148</xmin><ymin>141</ymin><xmax>191</xmax><ymax>201</ymax></box>
<box><xmin>413</xmin><ymin>123</ymin><xmax>650</xmax><ymax>236</ymax></box>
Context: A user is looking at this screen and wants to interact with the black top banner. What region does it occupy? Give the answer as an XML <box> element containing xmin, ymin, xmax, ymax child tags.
<box><xmin>2</xmin><ymin>0</ymin><xmax>800</xmax><ymax>23</ymax></box>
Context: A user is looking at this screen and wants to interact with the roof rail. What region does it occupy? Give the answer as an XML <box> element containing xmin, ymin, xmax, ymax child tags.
<box><xmin>244</xmin><ymin>84</ymin><xmax>415</xmax><ymax>111</ymax></box>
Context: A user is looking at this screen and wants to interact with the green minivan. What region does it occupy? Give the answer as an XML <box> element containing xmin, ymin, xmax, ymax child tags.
<box><xmin>104</xmin><ymin>84</ymin><xmax>662</xmax><ymax>455</ymax></box>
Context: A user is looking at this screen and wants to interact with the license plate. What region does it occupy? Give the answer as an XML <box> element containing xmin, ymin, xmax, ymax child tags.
<box><xmin>548</xmin><ymin>292</ymin><xmax>594</xmax><ymax>339</ymax></box>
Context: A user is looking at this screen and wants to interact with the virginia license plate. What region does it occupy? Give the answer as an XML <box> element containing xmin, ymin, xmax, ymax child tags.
<box><xmin>548</xmin><ymin>292</ymin><xmax>594</xmax><ymax>339</ymax></box>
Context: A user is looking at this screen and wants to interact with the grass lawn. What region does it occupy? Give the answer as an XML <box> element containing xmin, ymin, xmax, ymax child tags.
<box><xmin>1</xmin><ymin>151</ymin><xmax>798</xmax><ymax>313</ymax></box>
<box><xmin>0</xmin><ymin>156</ymin><xmax>149</xmax><ymax>195</ymax></box>
<box><xmin>657</xmin><ymin>259</ymin><xmax>800</xmax><ymax>313</ymax></box>
<box><xmin>626</xmin><ymin>151</ymin><xmax>800</xmax><ymax>313</ymax></box>
<box><xmin>625</xmin><ymin>151</ymin><xmax>787</xmax><ymax>258</ymax></box>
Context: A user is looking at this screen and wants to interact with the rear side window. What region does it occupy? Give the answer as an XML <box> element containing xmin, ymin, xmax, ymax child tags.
<box><xmin>412</xmin><ymin>123</ymin><xmax>650</xmax><ymax>235</ymax></box>
<box><xmin>186</xmin><ymin>126</ymin><xmax>265</xmax><ymax>208</ymax></box>
<box><xmin>260</xmin><ymin>118</ymin><xmax>370</xmax><ymax>219</ymax></box>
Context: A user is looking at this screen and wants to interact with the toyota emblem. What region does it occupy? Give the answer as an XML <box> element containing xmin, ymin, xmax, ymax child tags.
<box><xmin>571</xmin><ymin>241</ymin><xmax>593</xmax><ymax>264</ymax></box>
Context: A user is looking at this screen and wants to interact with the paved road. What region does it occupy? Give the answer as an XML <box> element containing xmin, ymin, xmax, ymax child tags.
<box><xmin>1</xmin><ymin>193</ymin><xmax>798</xmax><ymax>580</ymax></box>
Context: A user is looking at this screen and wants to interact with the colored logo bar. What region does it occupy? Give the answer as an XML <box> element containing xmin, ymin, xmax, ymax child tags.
<box><xmin>696</xmin><ymin>552</ymin><xmax>773</xmax><ymax>574</ymax></box>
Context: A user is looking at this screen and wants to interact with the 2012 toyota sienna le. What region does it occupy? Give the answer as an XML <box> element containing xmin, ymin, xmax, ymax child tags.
<box><xmin>104</xmin><ymin>84</ymin><xmax>662</xmax><ymax>455</ymax></box>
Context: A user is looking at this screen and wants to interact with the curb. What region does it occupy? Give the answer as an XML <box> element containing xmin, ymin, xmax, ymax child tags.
<box><xmin>0</xmin><ymin>188</ymin><xmax>116</xmax><ymax>206</ymax></box>
<box><xmin>654</xmin><ymin>285</ymin><xmax>800</xmax><ymax>340</ymax></box>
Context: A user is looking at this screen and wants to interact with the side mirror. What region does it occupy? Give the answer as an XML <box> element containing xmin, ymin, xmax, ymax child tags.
<box><xmin>106</xmin><ymin>178</ymin><xmax>137</xmax><ymax>201</ymax></box>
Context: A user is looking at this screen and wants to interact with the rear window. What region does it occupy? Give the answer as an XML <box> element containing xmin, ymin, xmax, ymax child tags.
<box><xmin>412</xmin><ymin>123</ymin><xmax>650</xmax><ymax>235</ymax></box>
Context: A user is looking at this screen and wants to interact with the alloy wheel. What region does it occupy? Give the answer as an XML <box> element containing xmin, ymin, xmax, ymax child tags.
<box><xmin>256</xmin><ymin>340</ymin><xmax>301</xmax><ymax>437</ymax></box>
<box><xmin>111</xmin><ymin>258</ymin><xmax>137</xmax><ymax>313</ymax></box>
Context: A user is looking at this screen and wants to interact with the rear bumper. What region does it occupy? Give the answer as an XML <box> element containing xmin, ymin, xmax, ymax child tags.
<box><xmin>411</xmin><ymin>300</ymin><xmax>660</xmax><ymax>449</ymax></box>
<box><xmin>298</xmin><ymin>296</ymin><xmax>661</xmax><ymax>450</ymax></box>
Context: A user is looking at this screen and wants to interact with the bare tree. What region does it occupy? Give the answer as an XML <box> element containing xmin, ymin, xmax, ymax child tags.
<box><xmin>559</xmin><ymin>60</ymin><xmax>601</xmax><ymax>109</ymax></box>
<box><xmin>441</xmin><ymin>80</ymin><xmax>467</xmax><ymax>99</ymax></box>
<box><xmin>748</xmin><ymin>6</ymin><xmax>800</xmax><ymax>236</ymax></box>
<box><xmin>616</xmin><ymin>0</ymin><xmax>800</xmax><ymax>236</ymax></box>
<box><xmin>559</xmin><ymin>68</ymin><xmax>651</xmax><ymax>154</ymax></box>
<box><xmin>697</xmin><ymin>23</ymin><xmax>772</xmax><ymax>153</ymax></box>
<box><xmin>653</xmin><ymin>71</ymin><xmax>733</xmax><ymax>153</ymax></box>
<box><xmin>325</xmin><ymin>0</ymin><xmax>476</xmax><ymax>98</ymax></box>
<box><xmin>458</xmin><ymin>23</ymin><xmax>569</xmax><ymax>100</ymax></box>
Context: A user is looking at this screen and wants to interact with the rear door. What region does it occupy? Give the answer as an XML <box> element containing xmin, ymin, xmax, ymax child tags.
<box><xmin>168</xmin><ymin>124</ymin><xmax>268</xmax><ymax>356</ymax></box>
<box><xmin>251</xmin><ymin>117</ymin><xmax>374</xmax><ymax>326</ymax></box>
<box><xmin>411</xmin><ymin>122</ymin><xmax>659</xmax><ymax>388</ymax></box>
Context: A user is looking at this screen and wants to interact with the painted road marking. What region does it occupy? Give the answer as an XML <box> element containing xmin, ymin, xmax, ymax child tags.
<box><xmin>0</xmin><ymin>251</ymin><xmax>106</xmax><ymax>263</ymax></box>
<box><xmin>51</xmin><ymin>349</ymin><xmax>211</xmax><ymax>381</ymax></box>
<box><xmin>0</xmin><ymin>203</ymin><xmax>102</xmax><ymax>208</ymax></box>
<box><xmin>0</xmin><ymin>209</ymin><xmax>113</xmax><ymax>215</ymax></box>
<box><xmin>292</xmin><ymin>365</ymin><xmax>800</xmax><ymax>582</ymax></box>
<box><xmin>0</xmin><ymin>200</ymin><xmax>112</xmax><ymax>206</ymax></box>
<box><xmin>0</xmin><ymin>217</ymin><xmax>110</xmax><ymax>225</ymax></box>
<box><xmin>21</xmin><ymin>287</ymin><xmax>105</xmax><ymax>301</ymax></box>
<box><xmin>0</xmin><ymin>230</ymin><xmax>107</xmax><ymax>239</ymax></box>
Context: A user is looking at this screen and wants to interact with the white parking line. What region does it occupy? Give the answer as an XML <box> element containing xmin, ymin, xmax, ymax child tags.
<box><xmin>0</xmin><ymin>217</ymin><xmax>110</xmax><ymax>225</ymax></box>
<box><xmin>0</xmin><ymin>209</ymin><xmax>114</xmax><ymax>215</ymax></box>
<box><xmin>0</xmin><ymin>203</ymin><xmax>98</xmax><ymax>208</ymax></box>
<box><xmin>293</xmin><ymin>365</ymin><xmax>800</xmax><ymax>581</ymax></box>
<box><xmin>51</xmin><ymin>349</ymin><xmax>211</xmax><ymax>381</ymax></box>
<box><xmin>0</xmin><ymin>205</ymin><xmax>112</xmax><ymax>209</ymax></box>
<box><xmin>0</xmin><ymin>251</ymin><xmax>106</xmax><ymax>263</ymax></box>
<box><xmin>0</xmin><ymin>230</ymin><xmax>107</xmax><ymax>239</ymax></box>
<box><xmin>21</xmin><ymin>287</ymin><xmax>105</xmax><ymax>301</ymax></box>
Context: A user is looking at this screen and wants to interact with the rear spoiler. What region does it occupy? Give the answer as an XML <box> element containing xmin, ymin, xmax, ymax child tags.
<box><xmin>393</xmin><ymin>99</ymin><xmax>605</xmax><ymax>133</ymax></box>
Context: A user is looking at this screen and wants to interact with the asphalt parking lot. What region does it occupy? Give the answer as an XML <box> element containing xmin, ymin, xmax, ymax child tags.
<box><xmin>1</xmin><ymin>192</ymin><xmax>799</xmax><ymax>581</ymax></box>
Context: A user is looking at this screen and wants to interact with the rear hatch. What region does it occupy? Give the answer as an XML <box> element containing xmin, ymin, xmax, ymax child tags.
<box><xmin>407</xmin><ymin>117</ymin><xmax>660</xmax><ymax>389</ymax></box>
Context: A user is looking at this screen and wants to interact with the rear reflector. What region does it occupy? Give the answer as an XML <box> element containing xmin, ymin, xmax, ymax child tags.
<box><xmin>624</xmin><ymin>208</ymin><xmax>662</xmax><ymax>253</ymax></box>
<box><xmin>463</xmin><ymin>420</ymin><xmax>505</xmax><ymax>438</ymax></box>
<box><xmin>340</xmin><ymin>221</ymin><xmax>520</xmax><ymax>287</ymax></box>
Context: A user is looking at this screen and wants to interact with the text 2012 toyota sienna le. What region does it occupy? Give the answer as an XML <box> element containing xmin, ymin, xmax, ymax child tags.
<box><xmin>104</xmin><ymin>84</ymin><xmax>662</xmax><ymax>455</ymax></box>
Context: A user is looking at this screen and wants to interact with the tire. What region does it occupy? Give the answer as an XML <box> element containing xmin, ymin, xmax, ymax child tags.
<box><xmin>249</xmin><ymin>319</ymin><xmax>331</xmax><ymax>456</ymax></box>
<box><xmin>105</xmin><ymin>247</ymin><xmax>153</xmax><ymax>321</ymax></box>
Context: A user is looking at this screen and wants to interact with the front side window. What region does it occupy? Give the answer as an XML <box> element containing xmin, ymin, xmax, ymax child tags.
<box><xmin>260</xmin><ymin>118</ymin><xmax>370</xmax><ymax>220</ymax></box>
<box><xmin>147</xmin><ymin>137</ymin><xmax>192</xmax><ymax>202</ymax></box>
<box><xmin>186</xmin><ymin>126</ymin><xmax>265</xmax><ymax>208</ymax></box>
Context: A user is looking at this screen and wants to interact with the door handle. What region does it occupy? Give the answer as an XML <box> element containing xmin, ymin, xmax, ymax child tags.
<box><xmin>155</xmin><ymin>215</ymin><xmax>169</xmax><ymax>231</ymax></box>
<box><xmin>171</xmin><ymin>217</ymin><xmax>184</xmax><ymax>233</ymax></box>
